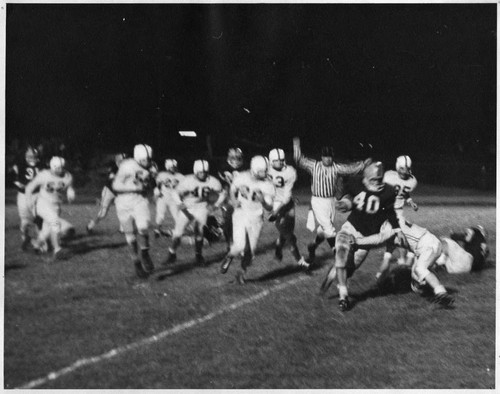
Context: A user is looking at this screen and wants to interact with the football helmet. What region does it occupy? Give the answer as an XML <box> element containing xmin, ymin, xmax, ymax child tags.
<box><xmin>395</xmin><ymin>155</ymin><xmax>412</xmax><ymax>179</ymax></box>
<box><xmin>134</xmin><ymin>144</ymin><xmax>153</xmax><ymax>167</ymax></box>
<box><xmin>25</xmin><ymin>146</ymin><xmax>40</xmax><ymax>167</ymax></box>
<box><xmin>165</xmin><ymin>159</ymin><xmax>178</xmax><ymax>172</ymax></box>
<box><xmin>50</xmin><ymin>156</ymin><xmax>66</xmax><ymax>176</ymax></box>
<box><xmin>363</xmin><ymin>161</ymin><xmax>384</xmax><ymax>192</ymax></box>
<box><xmin>269</xmin><ymin>148</ymin><xmax>285</xmax><ymax>171</ymax></box>
<box><xmin>227</xmin><ymin>147</ymin><xmax>243</xmax><ymax>169</ymax></box>
<box><xmin>250</xmin><ymin>155</ymin><xmax>268</xmax><ymax>180</ymax></box>
<box><xmin>193</xmin><ymin>159</ymin><xmax>209</xmax><ymax>181</ymax></box>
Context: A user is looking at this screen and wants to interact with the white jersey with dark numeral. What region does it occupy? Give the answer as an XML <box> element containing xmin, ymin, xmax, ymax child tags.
<box><xmin>35</xmin><ymin>170</ymin><xmax>73</xmax><ymax>204</ymax></box>
<box><xmin>113</xmin><ymin>158</ymin><xmax>155</xmax><ymax>207</ymax></box>
<box><xmin>232</xmin><ymin>171</ymin><xmax>275</xmax><ymax>217</ymax></box>
<box><xmin>268</xmin><ymin>165</ymin><xmax>296</xmax><ymax>209</ymax></box>
<box><xmin>156</xmin><ymin>171</ymin><xmax>185</xmax><ymax>200</ymax></box>
<box><xmin>176</xmin><ymin>175</ymin><xmax>222</xmax><ymax>210</ymax></box>
<box><xmin>383</xmin><ymin>170</ymin><xmax>417</xmax><ymax>210</ymax></box>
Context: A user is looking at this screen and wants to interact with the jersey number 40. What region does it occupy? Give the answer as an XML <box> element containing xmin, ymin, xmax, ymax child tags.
<box><xmin>353</xmin><ymin>191</ymin><xmax>380</xmax><ymax>214</ymax></box>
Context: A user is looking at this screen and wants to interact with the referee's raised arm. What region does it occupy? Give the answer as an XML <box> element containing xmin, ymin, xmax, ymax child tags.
<box><xmin>293</xmin><ymin>137</ymin><xmax>315</xmax><ymax>175</ymax></box>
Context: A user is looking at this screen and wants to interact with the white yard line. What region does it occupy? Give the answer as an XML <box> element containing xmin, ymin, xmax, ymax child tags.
<box><xmin>17</xmin><ymin>275</ymin><xmax>310</xmax><ymax>389</ymax></box>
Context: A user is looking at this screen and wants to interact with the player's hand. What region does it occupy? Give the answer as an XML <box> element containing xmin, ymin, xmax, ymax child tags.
<box><xmin>67</xmin><ymin>188</ymin><xmax>76</xmax><ymax>203</ymax></box>
<box><xmin>395</xmin><ymin>230</ymin><xmax>409</xmax><ymax>249</ymax></box>
<box><xmin>153</xmin><ymin>187</ymin><xmax>161</xmax><ymax>199</ymax></box>
<box><xmin>293</xmin><ymin>137</ymin><xmax>300</xmax><ymax>148</ymax></box>
<box><xmin>335</xmin><ymin>199</ymin><xmax>351</xmax><ymax>213</ymax></box>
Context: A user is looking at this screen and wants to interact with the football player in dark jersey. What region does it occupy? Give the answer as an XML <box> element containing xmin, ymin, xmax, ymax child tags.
<box><xmin>12</xmin><ymin>146</ymin><xmax>42</xmax><ymax>250</ymax></box>
<box><xmin>87</xmin><ymin>153</ymin><xmax>127</xmax><ymax>233</ymax></box>
<box><xmin>320</xmin><ymin>161</ymin><xmax>408</xmax><ymax>311</ymax></box>
<box><xmin>217</xmin><ymin>147</ymin><xmax>248</xmax><ymax>250</ymax></box>
<box><xmin>440</xmin><ymin>225</ymin><xmax>489</xmax><ymax>272</ymax></box>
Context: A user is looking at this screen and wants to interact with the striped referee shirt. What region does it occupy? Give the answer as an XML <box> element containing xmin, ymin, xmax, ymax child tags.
<box><xmin>294</xmin><ymin>147</ymin><xmax>364</xmax><ymax>198</ymax></box>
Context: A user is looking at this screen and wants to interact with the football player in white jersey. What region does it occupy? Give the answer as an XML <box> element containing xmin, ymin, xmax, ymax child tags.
<box><xmin>25</xmin><ymin>156</ymin><xmax>76</xmax><ymax>259</ymax></box>
<box><xmin>267</xmin><ymin>148</ymin><xmax>308</xmax><ymax>268</ymax></box>
<box><xmin>163</xmin><ymin>160</ymin><xmax>224</xmax><ymax>265</ymax></box>
<box><xmin>219</xmin><ymin>155</ymin><xmax>276</xmax><ymax>284</ymax></box>
<box><xmin>153</xmin><ymin>159</ymin><xmax>185</xmax><ymax>238</ymax></box>
<box><xmin>372</xmin><ymin>219</ymin><xmax>454</xmax><ymax>307</ymax></box>
<box><xmin>112</xmin><ymin>144</ymin><xmax>156</xmax><ymax>278</ymax></box>
<box><xmin>382</xmin><ymin>155</ymin><xmax>419</xmax><ymax>267</ymax></box>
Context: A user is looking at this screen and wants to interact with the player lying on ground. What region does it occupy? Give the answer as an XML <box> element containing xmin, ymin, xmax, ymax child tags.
<box><xmin>293</xmin><ymin>137</ymin><xmax>369</xmax><ymax>266</ymax></box>
<box><xmin>267</xmin><ymin>148</ymin><xmax>308</xmax><ymax>268</ymax></box>
<box><xmin>154</xmin><ymin>158</ymin><xmax>185</xmax><ymax>238</ymax></box>
<box><xmin>163</xmin><ymin>160</ymin><xmax>224</xmax><ymax>266</ymax></box>
<box><xmin>219</xmin><ymin>155</ymin><xmax>276</xmax><ymax>284</ymax></box>
<box><xmin>25</xmin><ymin>156</ymin><xmax>76</xmax><ymax>260</ymax></box>
<box><xmin>217</xmin><ymin>147</ymin><xmax>248</xmax><ymax>251</ymax></box>
<box><xmin>112</xmin><ymin>144</ymin><xmax>157</xmax><ymax>278</ymax></box>
<box><xmin>87</xmin><ymin>153</ymin><xmax>127</xmax><ymax>234</ymax></box>
<box><xmin>319</xmin><ymin>161</ymin><xmax>407</xmax><ymax>312</ymax></box>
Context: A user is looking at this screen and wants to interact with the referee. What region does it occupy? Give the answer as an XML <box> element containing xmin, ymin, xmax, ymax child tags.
<box><xmin>293</xmin><ymin>137</ymin><xmax>370</xmax><ymax>264</ymax></box>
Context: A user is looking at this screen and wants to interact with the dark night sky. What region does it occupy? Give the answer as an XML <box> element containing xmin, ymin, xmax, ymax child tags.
<box><xmin>6</xmin><ymin>3</ymin><xmax>497</xmax><ymax>161</ymax></box>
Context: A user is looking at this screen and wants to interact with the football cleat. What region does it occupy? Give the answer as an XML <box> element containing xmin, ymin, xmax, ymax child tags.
<box><xmin>134</xmin><ymin>259</ymin><xmax>149</xmax><ymax>279</ymax></box>
<box><xmin>297</xmin><ymin>257</ymin><xmax>310</xmax><ymax>269</ymax></box>
<box><xmin>220</xmin><ymin>255</ymin><xmax>233</xmax><ymax>274</ymax></box>
<box><xmin>54</xmin><ymin>248</ymin><xmax>71</xmax><ymax>261</ymax></box>
<box><xmin>162</xmin><ymin>251</ymin><xmax>177</xmax><ymax>266</ymax></box>
<box><xmin>433</xmin><ymin>292</ymin><xmax>455</xmax><ymax>308</ymax></box>
<box><xmin>86</xmin><ymin>222</ymin><xmax>94</xmax><ymax>234</ymax></box>
<box><xmin>140</xmin><ymin>250</ymin><xmax>155</xmax><ymax>274</ymax></box>
<box><xmin>338</xmin><ymin>297</ymin><xmax>351</xmax><ymax>312</ymax></box>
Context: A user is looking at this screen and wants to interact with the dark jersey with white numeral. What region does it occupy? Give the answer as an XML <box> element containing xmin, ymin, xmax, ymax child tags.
<box><xmin>450</xmin><ymin>227</ymin><xmax>489</xmax><ymax>270</ymax></box>
<box><xmin>13</xmin><ymin>162</ymin><xmax>40</xmax><ymax>193</ymax></box>
<box><xmin>343</xmin><ymin>176</ymin><xmax>399</xmax><ymax>236</ymax></box>
<box><xmin>217</xmin><ymin>162</ymin><xmax>248</xmax><ymax>189</ymax></box>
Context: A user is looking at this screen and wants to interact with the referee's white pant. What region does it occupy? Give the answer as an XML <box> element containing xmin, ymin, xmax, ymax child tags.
<box><xmin>310</xmin><ymin>196</ymin><xmax>337</xmax><ymax>239</ymax></box>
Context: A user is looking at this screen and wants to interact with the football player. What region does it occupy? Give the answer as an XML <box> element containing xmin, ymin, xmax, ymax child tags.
<box><xmin>320</xmin><ymin>161</ymin><xmax>407</xmax><ymax>311</ymax></box>
<box><xmin>383</xmin><ymin>155</ymin><xmax>418</xmax><ymax>267</ymax></box>
<box><xmin>112</xmin><ymin>144</ymin><xmax>156</xmax><ymax>278</ymax></box>
<box><xmin>372</xmin><ymin>219</ymin><xmax>455</xmax><ymax>307</ymax></box>
<box><xmin>217</xmin><ymin>147</ymin><xmax>247</xmax><ymax>250</ymax></box>
<box><xmin>25</xmin><ymin>156</ymin><xmax>76</xmax><ymax>259</ymax></box>
<box><xmin>163</xmin><ymin>160</ymin><xmax>224</xmax><ymax>265</ymax></box>
<box><xmin>267</xmin><ymin>148</ymin><xmax>308</xmax><ymax>268</ymax></box>
<box><xmin>219</xmin><ymin>155</ymin><xmax>276</xmax><ymax>284</ymax></box>
<box><xmin>12</xmin><ymin>146</ymin><xmax>42</xmax><ymax>250</ymax></box>
<box><xmin>436</xmin><ymin>225</ymin><xmax>489</xmax><ymax>273</ymax></box>
<box><xmin>87</xmin><ymin>153</ymin><xmax>127</xmax><ymax>234</ymax></box>
<box><xmin>153</xmin><ymin>159</ymin><xmax>185</xmax><ymax>238</ymax></box>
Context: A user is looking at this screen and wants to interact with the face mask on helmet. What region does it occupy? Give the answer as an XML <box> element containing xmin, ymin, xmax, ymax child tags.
<box><xmin>134</xmin><ymin>144</ymin><xmax>153</xmax><ymax>168</ymax></box>
<box><xmin>50</xmin><ymin>156</ymin><xmax>66</xmax><ymax>176</ymax></box>
<box><xmin>251</xmin><ymin>156</ymin><xmax>268</xmax><ymax>180</ymax></box>
<box><xmin>25</xmin><ymin>147</ymin><xmax>39</xmax><ymax>166</ymax></box>
<box><xmin>269</xmin><ymin>148</ymin><xmax>285</xmax><ymax>171</ymax></box>
<box><xmin>396</xmin><ymin>155</ymin><xmax>412</xmax><ymax>179</ymax></box>
<box><xmin>227</xmin><ymin>148</ymin><xmax>243</xmax><ymax>169</ymax></box>
<box><xmin>363</xmin><ymin>162</ymin><xmax>385</xmax><ymax>192</ymax></box>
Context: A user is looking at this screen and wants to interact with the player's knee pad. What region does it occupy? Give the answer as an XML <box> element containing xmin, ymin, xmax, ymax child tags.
<box><xmin>412</xmin><ymin>264</ymin><xmax>431</xmax><ymax>284</ymax></box>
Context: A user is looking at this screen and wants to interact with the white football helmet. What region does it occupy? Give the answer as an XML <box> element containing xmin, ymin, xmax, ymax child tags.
<box><xmin>134</xmin><ymin>144</ymin><xmax>153</xmax><ymax>167</ymax></box>
<box><xmin>50</xmin><ymin>156</ymin><xmax>66</xmax><ymax>176</ymax></box>
<box><xmin>25</xmin><ymin>146</ymin><xmax>40</xmax><ymax>167</ymax></box>
<box><xmin>396</xmin><ymin>155</ymin><xmax>412</xmax><ymax>179</ymax></box>
<box><xmin>165</xmin><ymin>159</ymin><xmax>178</xmax><ymax>172</ymax></box>
<box><xmin>250</xmin><ymin>155</ymin><xmax>268</xmax><ymax>180</ymax></box>
<box><xmin>362</xmin><ymin>161</ymin><xmax>384</xmax><ymax>192</ymax></box>
<box><xmin>193</xmin><ymin>159</ymin><xmax>209</xmax><ymax>181</ymax></box>
<box><xmin>269</xmin><ymin>148</ymin><xmax>285</xmax><ymax>170</ymax></box>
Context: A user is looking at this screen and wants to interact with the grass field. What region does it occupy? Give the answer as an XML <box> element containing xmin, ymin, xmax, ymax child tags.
<box><xmin>3</xmin><ymin>185</ymin><xmax>496</xmax><ymax>389</ymax></box>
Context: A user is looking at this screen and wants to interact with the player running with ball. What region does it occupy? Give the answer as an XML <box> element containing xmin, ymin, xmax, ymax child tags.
<box><xmin>219</xmin><ymin>155</ymin><xmax>276</xmax><ymax>284</ymax></box>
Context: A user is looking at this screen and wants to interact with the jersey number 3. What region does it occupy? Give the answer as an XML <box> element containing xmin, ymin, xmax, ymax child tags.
<box><xmin>353</xmin><ymin>191</ymin><xmax>380</xmax><ymax>214</ymax></box>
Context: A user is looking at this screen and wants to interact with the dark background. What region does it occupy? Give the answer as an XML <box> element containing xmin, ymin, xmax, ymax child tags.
<box><xmin>5</xmin><ymin>4</ymin><xmax>496</xmax><ymax>188</ymax></box>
